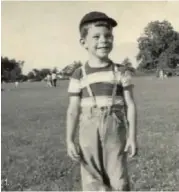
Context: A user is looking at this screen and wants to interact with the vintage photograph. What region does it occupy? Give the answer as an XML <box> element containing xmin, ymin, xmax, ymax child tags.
<box><xmin>1</xmin><ymin>1</ymin><xmax>179</xmax><ymax>191</ymax></box>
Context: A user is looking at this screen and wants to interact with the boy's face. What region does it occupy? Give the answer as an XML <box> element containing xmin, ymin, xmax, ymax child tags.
<box><xmin>81</xmin><ymin>24</ymin><xmax>114</xmax><ymax>59</ymax></box>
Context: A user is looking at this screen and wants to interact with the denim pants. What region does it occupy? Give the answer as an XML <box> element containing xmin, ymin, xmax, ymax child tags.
<box><xmin>78</xmin><ymin>106</ymin><xmax>130</xmax><ymax>191</ymax></box>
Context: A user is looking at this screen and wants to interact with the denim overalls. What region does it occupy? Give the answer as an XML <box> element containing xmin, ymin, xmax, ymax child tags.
<box><xmin>78</xmin><ymin>64</ymin><xmax>130</xmax><ymax>191</ymax></box>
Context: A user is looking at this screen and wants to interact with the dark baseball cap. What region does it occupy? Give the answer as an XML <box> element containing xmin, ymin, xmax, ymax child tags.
<box><xmin>79</xmin><ymin>11</ymin><xmax>118</xmax><ymax>30</ymax></box>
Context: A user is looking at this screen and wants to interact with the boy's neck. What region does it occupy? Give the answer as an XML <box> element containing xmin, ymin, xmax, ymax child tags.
<box><xmin>88</xmin><ymin>55</ymin><xmax>111</xmax><ymax>68</ymax></box>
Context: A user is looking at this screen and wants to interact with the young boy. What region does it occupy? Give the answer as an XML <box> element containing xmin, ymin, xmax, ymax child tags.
<box><xmin>66</xmin><ymin>11</ymin><xmax>138</xmax><ymax>191</ymax></box>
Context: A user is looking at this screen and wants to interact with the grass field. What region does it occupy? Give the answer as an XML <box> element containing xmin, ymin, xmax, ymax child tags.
<box><xmin>1</xmin><ymin>77</ymin><xmax>179</xmax><ymax>191</ymax></box>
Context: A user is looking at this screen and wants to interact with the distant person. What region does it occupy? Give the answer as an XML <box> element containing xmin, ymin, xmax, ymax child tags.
<box><xmin>52</xmin><ymin>72</ymin><xmax>57</xmax><ymax>87</ymax></box>
<box><xmin>164</xmin><ymin>73</ymin><xmax>168</xmax><ymax>78</ymax></box>
<box><xmin>1</xmin><ymin>80</ymin><xmax>5</xmax><ymax>91</ymax></box>
<box><xmin>46</xmin><ymin>74</ymin><xmax>52</xmax><ymax>87</ymax></box>
<box><xmin>66</xmin><ymin>11</ymin><xmax>138</xmax><ymax>191</ymax></box>
<box><xmin>159</xmin><ymin>69</ymin><xmax>164</xmax><ymax>79</ymax></box>
<box><xmin>15</xmin><ymin>81</ymin><xmax>19</xmax><ymax>88</ymax></box>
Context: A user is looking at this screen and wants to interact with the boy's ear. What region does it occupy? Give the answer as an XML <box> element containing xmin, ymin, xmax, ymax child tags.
<box><xmin>80</xmin><ymin>38</ymin><xmax>88</xmax><ymax>49</ymax></box>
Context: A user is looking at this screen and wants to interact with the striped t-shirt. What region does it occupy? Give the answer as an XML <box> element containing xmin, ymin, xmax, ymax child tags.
<box><xmin>68</xmin><ymin>61</ymin><xmax>133</xmax><ymax>107</ymax></box>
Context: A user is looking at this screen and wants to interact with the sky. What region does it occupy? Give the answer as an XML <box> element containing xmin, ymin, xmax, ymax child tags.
<box><xmin>2</xmin><ymin>1</ymin><xmax>179</xmax><ymax>74</ymax></box>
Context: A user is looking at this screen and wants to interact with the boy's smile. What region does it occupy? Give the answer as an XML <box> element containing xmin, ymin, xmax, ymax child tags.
<box><xmin>81</xmin><ymin>25</ymin><xmax>113</xmax><ymax>59</ymax></box>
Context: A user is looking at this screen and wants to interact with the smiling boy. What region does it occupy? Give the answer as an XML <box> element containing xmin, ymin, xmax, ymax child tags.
<box><xmin>66</xmin><ymin>11</ymin><xmax>138</xmax><ymax>191</ymax></box>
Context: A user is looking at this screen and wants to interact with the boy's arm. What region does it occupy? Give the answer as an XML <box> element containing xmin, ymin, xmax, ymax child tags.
<box><xmin>66</xmin><ymin>67</ymin><xmax>81</xmax><ymax>160</ymax></box>
<box><xmin>123</xmin><ymin>86</ymin><xmax>138</xmax><ymax>157</ymax></box>
<box><xmin>123</xmin><ymin>87</ymin><xmax>137</xmax><ymax>141</ymax></box>
<box><xmin>66</xmin><ymin>96</ymin><xmax>81</xmax><ymax>161</ymax></box>
<box><xmin>120</xmin><ymin>70</ymin><xmax>138</xmax><ymax>157</ymax></box>
<box><xmin>66</xmin><ymin>96</ymin><xmax>80</xmax><ymax>143</ymax></box>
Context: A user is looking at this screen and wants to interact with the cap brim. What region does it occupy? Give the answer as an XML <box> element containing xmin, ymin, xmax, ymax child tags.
<box><xmin>80</xmin><ymin>17</ymin><xmax>117</xmax><ymax>29</ymax></box>
<box><xmin>107</xmin><ymin>17</ymin><xmax>118</xmax><ymax>27</ymax></box>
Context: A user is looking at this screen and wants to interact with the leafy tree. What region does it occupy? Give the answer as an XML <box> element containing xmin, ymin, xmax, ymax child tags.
<box><xmin>62</xmin><ymin>61</ymin><xmax>82</xmax><ymax>76</ymax></box>
<box><xmin>1</xmin><ymin>56</ymin><xmax>24</xmax><ymax>81</ymax></box>
<box><xmin>122</xmin><ymin>58</ymin><xmax>132</xmax><ymax>67</ymax></box>
<box><xmin>52</xmin><ymin>67</ymin><xmax>58</xmax><ymax>73</ymax></box>
<box><xmin>121</xmin><ymin>57</ymin><xmax>135</xmax><ymax>74</ymax></box>
<box><xmin>27</xmin><ymin>68</ymin><xmax>52</xmax><ymax>81</ymax></box>
<box><xmin>31</xmin><ymin>69</ymin><xmax>42</xmax><ymax>81</ymax></box>
<box><xmin>32</xmin><ymin>69</ymin><xmax>40</xmax><ymax>77</ymax></box>
<box><xmin>137</xmin><ymin>20</ymin><xmax>179</xmax><ymax>70</ymax></box>
<box><xmin>27</xmin><ymin>71</ymin><xmax>35</xmax><ymax>80</ymax></box>
<box><xmin>39</xmin><ymin>68</ymin><xmax>51</xmax><ymax>79</ymax></box>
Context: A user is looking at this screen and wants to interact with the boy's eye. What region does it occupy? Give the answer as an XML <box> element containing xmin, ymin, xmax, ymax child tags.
<box><xmin>105</xmin><ymin>34</ymin><xmax>112</xmax><ymax>38</ymax></box>
<box><xmin>93</xmin><ymin>35</ymin><xmax>100</xmax><ymax>39</ymax></box>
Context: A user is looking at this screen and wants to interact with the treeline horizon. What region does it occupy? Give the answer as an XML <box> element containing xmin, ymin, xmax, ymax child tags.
<box><xmin>2</xmin><ymin>19</ymin><xmax>179</xmax><ymax>82</ymax></box>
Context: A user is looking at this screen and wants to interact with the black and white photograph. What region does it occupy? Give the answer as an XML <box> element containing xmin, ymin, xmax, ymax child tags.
<box><xmin>1</xmin><ymin>1</ymin><xmax>179</xmax><ymax>191</ymax></box>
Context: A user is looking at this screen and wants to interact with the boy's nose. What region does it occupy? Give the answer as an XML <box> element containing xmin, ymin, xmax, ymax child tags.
<box><xmin>99</xmin><ymin>35</ymin><xmax>107</xmax><ymax>43</ymax></box>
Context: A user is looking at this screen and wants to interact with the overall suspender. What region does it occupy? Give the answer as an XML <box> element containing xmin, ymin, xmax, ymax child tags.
<box><xmin>81</xmin><ymin>65</ymin><xmax>97</xmax><ymax>108</ymax></box>
<box><xmin>111</xmin><ymin>64</ymin><xmax>118</xmax><ymax>107</ymax></box>
<box><xmin>81</xmin><ymin>63</ymin><xmax>118</xmax><ymax>108</ymax></box>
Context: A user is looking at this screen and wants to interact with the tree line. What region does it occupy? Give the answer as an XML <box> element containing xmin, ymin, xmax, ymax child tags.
<box><xmin>27</xmin><ymin>67</ymin><xmax>58</xmax><ymax>81</ymax></box>
<box><xmin>1</xmin><ymin>57</ymin><xmax>26</xmax><ymax>82</ymax></box>
<box><xmin>1</xmin><ymin>57</ymin><xmax>59</xmax><ymax>82</ymax></box>
<box><xmin>2</xmin><ymin>20</ymin><xmax>179</xmax><ymax>82</ymax></box>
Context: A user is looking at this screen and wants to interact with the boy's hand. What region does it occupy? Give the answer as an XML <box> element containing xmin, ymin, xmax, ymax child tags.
<box><xmin>67</xmin><ymin>141</ymin><xmax>80</xmax><ymax>162</ymax></box>
<box><xmin>124</xmin><ymin>137</ymin><xmax>138</xmax><ymax>158</ymax></box>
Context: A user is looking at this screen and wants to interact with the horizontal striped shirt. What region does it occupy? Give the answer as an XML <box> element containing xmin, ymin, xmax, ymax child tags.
<box><xmin>68</xmin><ymin>61</ymin><xmax>133</xmax><ymax>107</ymax></box>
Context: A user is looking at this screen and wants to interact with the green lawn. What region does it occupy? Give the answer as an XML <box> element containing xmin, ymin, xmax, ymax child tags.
<box><xmin>1</xmin><ymin>77</ymin><xmax>179</xmax><ymax>191</ymax></box>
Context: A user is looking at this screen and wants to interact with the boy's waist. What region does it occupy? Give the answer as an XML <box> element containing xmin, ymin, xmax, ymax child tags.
<box><xmin>80</xmin><ymin>104</ymin><xmax>125</xmax><ymax>114</ymax></box>
<box><xmin>80</xmin><ymin>96</ymin><xmax>124</xmax><ymax>108</ymax></box>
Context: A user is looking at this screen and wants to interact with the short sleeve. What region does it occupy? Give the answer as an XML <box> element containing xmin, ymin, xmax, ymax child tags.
<box><xmin>68</xmin><ymin>67</ymin><xmax>82</xmax><ymax>97</ymax></box>
<box><xmin>120</xmin><ymin>70</ymin><xmax>133</xmax><ymax>88</ymax></box>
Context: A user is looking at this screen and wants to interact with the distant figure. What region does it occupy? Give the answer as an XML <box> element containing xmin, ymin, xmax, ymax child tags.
<box><xmin>164</xmin><ymin>74</ymin><xmax>168</xmax><ymax>78</ymax></box>
<box><xmin>46</xmin><ymin>74</ymin><xmax>52</xmax><ymax>87</ymax></box>
<box><xmin>15</xmin><ymin>81</ymin><xmax>19</xmax><ymax>88</ymax></box>
<box><xmin>1</xmin><ymin>80</ymin><xmax>5</xmax><ymax>91</ymax></box>
<box><xmin>52</xmin><ymin>72</ymin><xmax>57</xmax><ymax>87</ymax></box>
<box><xmin>159</xmin><ymin>69</ymin><xmax>164</xmax><ymax>79</ymax></box>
